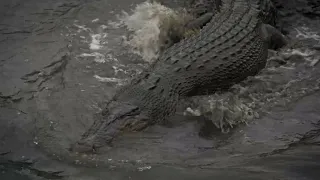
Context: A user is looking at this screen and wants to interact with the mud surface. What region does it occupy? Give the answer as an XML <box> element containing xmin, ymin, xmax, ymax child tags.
<box><xmin>1</xmin><ymin>0</ymin><xmax>320</xmax><ymax>179</ymax></box>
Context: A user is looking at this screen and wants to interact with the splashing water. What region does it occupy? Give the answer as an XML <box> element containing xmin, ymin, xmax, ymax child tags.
<box><xmin>295</xmin><ymin>26</ymin><xmax>320</xmax><ymax>42</ymax></box>
<box><xmin>118</xmin><ymin>1</ymin><xmax>194</xmax><ymax>62</ymax></box>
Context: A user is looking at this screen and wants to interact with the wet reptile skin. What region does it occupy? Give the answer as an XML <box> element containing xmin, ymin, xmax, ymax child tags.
<box><xmin>71</xmin><ymin>0</ymin><xmax>287</xmax><ymax>153</ymax></box>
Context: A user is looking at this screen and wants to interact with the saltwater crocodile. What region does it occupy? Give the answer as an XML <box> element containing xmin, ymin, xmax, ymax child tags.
<box><xmin>71</xmin><ymin>0</ymin><xmax>288</xmax><ymax>153</ymax></box>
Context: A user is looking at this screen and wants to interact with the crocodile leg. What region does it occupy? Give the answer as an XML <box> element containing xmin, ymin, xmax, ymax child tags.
<box><xmin>188</xmin><ymin>0</ymin><xmax>221</xmax><ymax>16</ymax></box>
<box><xmin>183</xmin><ymin>0</ymin><xmax>221</xmax><ymax>37</ymax></box>
<box><xmin>185</xmin><ymin>12</ymin><xmax>214</xmax><ymax>30</ymax></box>
<box><xmin>261</xmin><ymin>23</ymin><xmax>288</xmax><ymax>50</ymax></box>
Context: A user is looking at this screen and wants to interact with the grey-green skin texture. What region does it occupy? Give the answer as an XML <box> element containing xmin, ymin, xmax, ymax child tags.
<box><xmin>70</xmin><ymin>0</ymin><xmax>288</xmax><ymax>153</ymax></box>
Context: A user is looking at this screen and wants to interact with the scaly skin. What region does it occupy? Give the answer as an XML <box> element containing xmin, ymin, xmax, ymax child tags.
<box><xmin>70</xmin><ymin>0</ymin><xmax>287</xmax><ymax>153</ymax></box>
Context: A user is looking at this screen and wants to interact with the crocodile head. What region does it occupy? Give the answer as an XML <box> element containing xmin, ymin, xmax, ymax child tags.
<box><xmin>70</xmin><ymin>101</ymin><xmax>150</xmax><ymax>153</ymax></box>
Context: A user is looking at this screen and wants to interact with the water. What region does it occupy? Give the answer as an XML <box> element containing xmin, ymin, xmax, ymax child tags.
<box><xmin>1</xmin><ymin>0</ymin><xmax>320</xmax><ymax>179</ymax></box>
<box><xmin>119</xmin><ymin>1</ymin><xmax>194</xmax><ymax>62</ymax></box>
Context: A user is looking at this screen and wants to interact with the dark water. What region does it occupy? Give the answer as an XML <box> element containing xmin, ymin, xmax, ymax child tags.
<box><xmin>1</xmin><ymin>0</ymin><xmax>320</xmax><ymax>179</ymax></box>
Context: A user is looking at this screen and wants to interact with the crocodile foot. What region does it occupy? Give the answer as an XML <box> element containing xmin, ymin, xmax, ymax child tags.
<box><xmin>261</xmin><ymin>23</ymin><xmax>289</xmax><ymax>50</ymax></box>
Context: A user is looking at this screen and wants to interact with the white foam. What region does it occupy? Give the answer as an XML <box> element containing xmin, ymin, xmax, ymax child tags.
<box><xmin>107</xmin><ymin>20</ymin><xmax>123</xmax><ymax>29</ymax></box>
<box><xmin>112</xmin><ymin>66</ymin><xmax>128</xmax><ymax>75</ymax></box>
<box><xmin>90</xmin><ymin>34</ymin><xmax>104</xmax><ymax>50</ymax></box>
<box><xmin>100</xmin><ymin>25</ymin><xmax>109</xmax><ymax>29</ymax></box>
<box><xmin>282</xmin><ymin>48</ymin><xmax>318</xmax><ymax>66</ymax></box>
<box><xmin>295</xmin><ymin>27</ymin><xmax>320</xmax><ymax>41</ymax></box>
<box><xmin>118</xmin><ymin>1</ymin><xmax>192</xmax><ymax>62</ymax></box>
<box><xmin>290</xmin><ymin>49</ymin><xmax>315</xmax><ymax>57</ymax></box>
<box><xmin>73</xmin><ymin>24</ymin><xmax>91</xmax><ymax>33</ymax></box>
<box><xmin>93</xmin><ymin>75</ymin><xmax>125</xmax><ymax>85</ymax></box>
<box><xmin>137</xmin><ymin>166</ymin><xmax>152</xmax><ymax>172</ymax></box>
<box><xmin>79</xmin><ymin>52</ymin><xmax>106</xmax><ymax>63</ymax></box>
<box><xmin>92</xmin><ymin>18</ymin><xmax>99</xmax><ymax>23</ymax></box>
<box><xmin>78</xmin><ymin>52</ymin><xmax>119</xmax><ymax>64</ymax></box>
<box><xmin>184</xmin><ymin>107</ymin><xmax>201</xmax><ymax>116</ymax></box>
<box><xmin>105</xmin><ymin>53</ymin><xmax>118</xmax><ymax>62</ymax></box>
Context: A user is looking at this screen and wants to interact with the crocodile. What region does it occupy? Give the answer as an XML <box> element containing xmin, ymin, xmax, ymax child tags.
<box><xmin>70</xmin><ymin>0</ymin><xmax>288</xmax><ymax>153</ymax></box>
